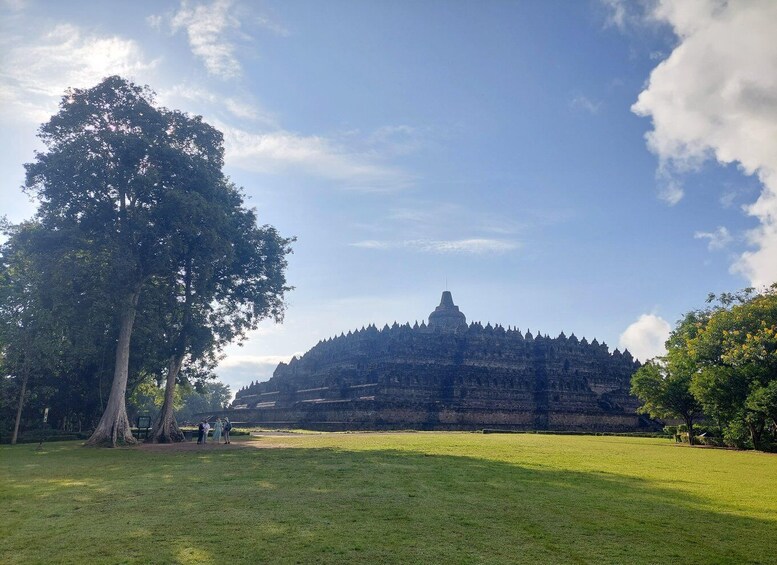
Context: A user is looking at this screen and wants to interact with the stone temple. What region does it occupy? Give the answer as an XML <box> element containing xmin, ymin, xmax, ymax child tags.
<box><xmin>230</xmin><ymin>292</ymin><xmax>653</xmax><ymax>432</ymax></box>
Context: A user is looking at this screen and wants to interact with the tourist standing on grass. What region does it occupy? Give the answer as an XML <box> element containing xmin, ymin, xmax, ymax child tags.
<box><xmin>203</xmin><ymin>420</ymin><xmax>211</xmax><ymax>443</ymax></box>
<box><xmin>223</xmin><ymin>418</ymin><xmax>232</xmax><ymax>444</ymax></box>
<box><xmin>197</xmin><ymin>420</ymin><xmax>205</xmax><ymax>444</ymax></box>
<box><xmin>213</xmin><ymin>418</ymin><xmax>223</xmax><ymax>443</ymax></box>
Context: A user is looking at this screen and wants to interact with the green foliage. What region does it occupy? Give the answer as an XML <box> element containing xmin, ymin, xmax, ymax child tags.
<box><xmin>722</xmin><ymin>417</ymin><xmax>752</xmax><ymax>450</ymax></box>
<box><xmin>0</xmin><ymin>376</ymin><xmax>21</xmax><ymax>437</ymax></box>
<box><xmin>2</xmin><ymin>434</ymin><xmax>777</xmax><ymax>563</ymax></box>
<box><xmin>650</xmin><ymin>284</ymin><xmax>777</xmax><ymax>451</ymax></box>
<box><xmin>747</xmin><ymin>380</ymin><xmax>777</xmax><ymax>430</ymax></box>
<box><xmin>630</xmin><ymin>359</ymin><xmax>701</xmax><ymax>444</ymax></box>
<box><xmin>0</xmin><ymin>222</ymin><xmax>73</xmax><ymax>438</ymax></box>
<box><xmin>126</xmin><ymin>379</ymin><xmax>167</xmax><ymax>422</ymax></box>
<box><xmin>688</xmin><ymin>285</ymin><xmax>777</xmax><ymax>450</ymax></box>
<box><xmin>174</xmin><ymin>381</ymin><xmax>232</xmax><ymax>424</ymax></box>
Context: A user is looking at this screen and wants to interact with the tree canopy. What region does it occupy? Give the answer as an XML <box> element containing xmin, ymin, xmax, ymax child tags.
<box><xmin>631</xmin><ymin>284</ymin><xmax>777</xmax><ymax>450</ymax></box>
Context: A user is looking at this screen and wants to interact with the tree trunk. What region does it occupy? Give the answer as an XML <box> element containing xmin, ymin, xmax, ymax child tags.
<box><xmin>85</xmin><ymin>287</ymin><xmax>141</xmax><ymax>447</ymax></box>
<box><xmin>149</xmin><ymin>355</ymin><xmax>186</xmax><ymax>443</ymax></box>
<box><xmin>748</xmin><ymin>420</ymin><xmax>764</xmax><ymax>451</ymax></box>
<box><xmin>685</xmin><ymin>416</ymin><xmax>695</xmax><ymax>446</ymax></box>
<box><xmin>150</xmin><ymin>256</ymin><xmax>192</xmax><ymax>444</ymax></box>
<box><xmin>11</xmin><ymin>369</ymin><xmax>29</xmax><ymax>445</ymax></box>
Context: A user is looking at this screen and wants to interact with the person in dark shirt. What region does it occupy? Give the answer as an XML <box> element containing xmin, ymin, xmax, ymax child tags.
<box><xmin>197</xmin><ymin>420</ymin><xmax>205</xmax><ymax>444</ymax></box>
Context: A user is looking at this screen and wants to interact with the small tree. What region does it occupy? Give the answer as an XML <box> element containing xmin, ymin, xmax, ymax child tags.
<box><xmin>175</xmin><ymin>382</ymin><xmax>232</xmax><ymax>424</ymax></box>
<box><xmin>747</xmin><ymin>381</ymin><xmax>777</xmax><ymax>439</ymax></box>
<box><xmin>0</xmin><ymin>223</ymin><xmax>64</xmax><ymax>443</ymax></box>
<box><xmin>631</xmin><ymin>358</ymin><xmax>702</xmax><ymax>445</ymax></box>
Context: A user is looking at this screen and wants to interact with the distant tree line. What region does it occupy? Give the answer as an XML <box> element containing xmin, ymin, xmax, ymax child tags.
<box><xmin>0</xmin><ymin>77</ymin><xmax>293</xmax><ymax>446</ymax></box>
<box><xmin>632</xmin><ymin>284</ymin><xmax>777</xmax><ymax>451</ymax></box>
<box><xmin>128</xmin><ymin>380</ymin><xmax>233</xmax><ymax>427</ymax></box>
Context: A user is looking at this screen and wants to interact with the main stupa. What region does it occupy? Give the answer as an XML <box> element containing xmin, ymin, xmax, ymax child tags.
<box><xmin>428</xmin><ymin>291</ymin><xmax>467</xmax><ymax>330</ymax></box>
<box><xmin>229</xmin><ymin>292</ymin><xmax>652</xmax><ymax>431</ymax></box>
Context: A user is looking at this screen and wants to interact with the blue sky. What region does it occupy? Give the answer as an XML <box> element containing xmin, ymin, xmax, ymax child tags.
<box><xmin>2</xmin><ymin>0</ymin><xmax>776</xmax><ymax>395</ymax></box>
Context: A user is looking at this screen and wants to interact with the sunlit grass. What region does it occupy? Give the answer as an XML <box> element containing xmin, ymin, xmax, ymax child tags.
<box><xmin>1</xmin><ymin>433</ymin><xmax>775</xmax><ymax>564</ymax></box>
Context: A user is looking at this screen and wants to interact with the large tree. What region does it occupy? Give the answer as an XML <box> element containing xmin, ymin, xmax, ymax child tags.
<box><xmin>22</xmin><ymin>76</ymin><xmax>292</xmax><ymax>446</ymax></box>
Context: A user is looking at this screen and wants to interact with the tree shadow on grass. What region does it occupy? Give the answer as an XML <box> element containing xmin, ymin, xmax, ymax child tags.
<box><xmin>1</xmin><ymin>444</ymin><xmax>775</xmax><ymax>564</ymax></box>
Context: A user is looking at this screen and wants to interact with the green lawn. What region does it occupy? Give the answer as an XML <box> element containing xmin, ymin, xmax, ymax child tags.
<box><xmin>1</xmin><ymin>433</ymin><xmax>775</xmax><ymax>564</ymax></box>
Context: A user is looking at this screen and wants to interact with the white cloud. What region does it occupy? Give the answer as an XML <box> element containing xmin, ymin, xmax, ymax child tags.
<box><xmin>254</xmin><ymin>14</ymin><xmax>290</xmax><ymax>38</ymax></box>
<box><xmin>719</xmin><ymin>190</ymin><xmax>737</xmax><ymax>209</ymax></box>
<box><xmin>350</xmin><ymin>238</ymin><xmax>519</xmax><ymax>254</ymax></box>
<box><xmin>632</xmin><ymin>0</ymin><xmax>777</xmax><ymax>286</ymax></box>
<box><xmin>618</xmin><ymin>314</ymin><xmax>671</xmax><ymax>362</ymax></box>
<box><xmin>601</xmin><ymin>0</ymin><xmax>628</xmax><ymax>29</ymax></box>
<box><xmin>570</xmin><ymin>95</ymin><xmax>602</xmax><ymax>115</ymax></box>
<box><xmin>694</xmin><ymin>226</ymin><xmax>732</xmax><ymax>251</ymax></box>
<box><xmin>656</xmin><ymin>168</ymin><xmax>684</xmax><ymax>205</ymax></box>
<box><xmin>170</xmin><ymin>0</ymin><xmax>242</xmax><ymax>79</ymax></box>
<box><xmin>1</xmin><ymin>0</ymin><xmax>27</xmax><ymax>12</ymax></box>
<box><xmin>0</xmin><ymin>23</ymin><xmax>156</xmax><ymax>124</ymax></box>
<box><xmin>218</xmin><ymin>354</ymin><xmax>296</xmax><ymax>369</ymax></box>
<box><xmin>384</xmin><ymin>201</ymin><xmax>547</xmax><ymax>236</ymax></box>
<box><xmin>366</xmin><ymin>124</ymin><xmax>429</xmax><ymax>156</ymax></box>
<box><xmin>224</xmin><ymin>98</ymin><xmax>262</xmax><ymax>121</ymax></box>
<box><xmin>350</xmin><ymin>240</ymin><xmax>396</xmax><ymax>250</ymax></box>
<box><xmin>159</xmin><ymin>83</ymin><xmax>277</xmax><ymax>125</ymax></box>
<box><xmin>220</xmin><ymin>124</ymin><xmax>412</xmax><ymax>191</ymax></box>
<box><xmin>600</xmin><ymin>0</ymin><xmax>653</xmax><ymax>31</ymax></box>
<box><xmin>156</xmin><ymin>86</ymin><xmax>419</xmax><ymax>189</ymax></box>
<box><xmin>146</xmin><ymin>14</ymin><xmax>164</xmax><ymax>30</ymax></box>
<box><xmin>386</xmin><ymin>202</ymin><xmax>464</xmax><ymax>225</ymax></box>
<box><xmin>216</xmin><ymin>354</ymin><xmax>301</xmax><ymax>392</ymax></box>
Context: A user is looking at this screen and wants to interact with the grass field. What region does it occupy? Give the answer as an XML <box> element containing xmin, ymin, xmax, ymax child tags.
<box><xmin>1</xmin><ymin>432</ymin><xmax>776</xmax><ymax>564</ymax></box>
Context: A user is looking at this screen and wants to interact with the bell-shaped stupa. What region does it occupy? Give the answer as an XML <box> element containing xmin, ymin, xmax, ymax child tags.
<box><xmin>428</xmin><ymin>291</ymin><xmax>467</xmax><ymax>331</ymax></box>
